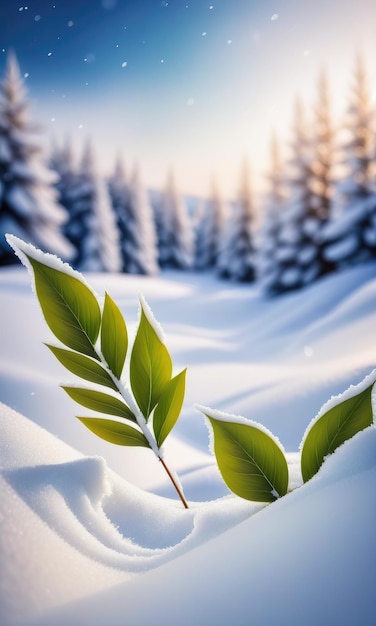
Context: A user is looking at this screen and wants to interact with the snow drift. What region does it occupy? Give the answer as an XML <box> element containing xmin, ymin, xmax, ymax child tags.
<box><xmin>1</xmin><ymin>261</ymin><xmax>376</xmax><ymax>625</ymax></box>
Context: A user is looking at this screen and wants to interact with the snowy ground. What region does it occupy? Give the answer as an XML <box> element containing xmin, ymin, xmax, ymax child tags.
<box><xmin>0</xmin><ymin>263</ymin><xmax>376</xmax><ymax>625</ymax></box>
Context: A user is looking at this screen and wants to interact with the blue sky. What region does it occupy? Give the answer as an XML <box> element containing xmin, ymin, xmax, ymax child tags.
<box><xmin>1</xmin><ymin>0</ymin><xmax>376</xmax><ymax>198</ymax></box>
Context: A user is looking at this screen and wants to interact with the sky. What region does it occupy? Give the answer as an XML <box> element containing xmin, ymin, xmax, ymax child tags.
<box><xmin>0</xmin><ymin>0</ymin><xmax>376</xmax><ymax>199</ymax></box>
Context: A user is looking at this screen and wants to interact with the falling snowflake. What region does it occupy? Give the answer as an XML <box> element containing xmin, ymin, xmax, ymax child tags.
<box><xmin>202</xmin><ymin>31</ymin><xmax>207</xmax><ymax>37</ymax></box>
<box><xmin>161</xmin><ymin>1</ymin><xmax>169</xmax><ymax>6</ymax></box>
<box><xmin>227</xmin><ymin>39</ymin><xmax>232</xmax><ymax>44</ymax></box>
<box><xmin>67</xmin><ymin>20</ymin><xmax>74</xmax><ymax>27</ymax></box>
<box><xmin>160</xmin><ymin>58</ymin><xmax>165</xmax><ymax>63</ymax></box>
<box><xmin>50</xmin><ymin>117</ymin><xmax>56</xmax><ymax>122</ymax></box>
<box><xmin>271</xmin><ymin>13</ymin><xmax>279</xmax><ymax>21</ymax></box>
<box><xmin>121</xmin><ymin>61</ymin><xmax>128</xmax><ymax>67</ymax></box>
<box><xmin>47</xmin><ymin>52</ymin><xmax>52</xmax><ymax>57</ymax></box>
<box><xmin>34</xmin><ymin>15</ymin><xmax>41</xmax><ymax>21</ymax></box>
<box><xmin>24</xmin><ymin>72</ymin><xmax>29</xmax><ymax>78</ymax></box>
<box><xmin>209</xmin><ymin>4</ymin><xmax>214</xmax><ymax>9</ymax></box>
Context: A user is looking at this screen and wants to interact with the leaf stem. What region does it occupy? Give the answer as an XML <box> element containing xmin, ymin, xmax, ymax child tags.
<box><xmin>96</xmin><ymin>349</ymin><xmax>189</xmax><ymax>508</ymax></box>
<box><xmin>159</xmin><ymin>456</ymin><xmax>189</xmax><ymax>509</ymax></box>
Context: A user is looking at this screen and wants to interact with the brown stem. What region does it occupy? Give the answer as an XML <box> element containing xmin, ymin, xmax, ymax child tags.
<box><xmin>159</xmin><ymin>456</ymin><xmax>189</xmax><ymax>509</ymax></box>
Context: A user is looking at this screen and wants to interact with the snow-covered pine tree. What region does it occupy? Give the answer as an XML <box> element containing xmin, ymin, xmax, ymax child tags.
<box><xmin>107</xmin><ymin>155</ymin><xmax>132</xmax><ymax>272</ymax></box>
<box><xmin>310</xmin><ymin>70</ymin><xmax>336</xmax><ymax>276</ymax></box>
<box><xmin>68</xmin><ymin>140</ymin><xmax>122</xmax><ymax>272</ymax></box>
<box><xmin>271</xmin><ymin>98</ymin><xmax>321</xmax><ymax>293</ymax></box>
<box><xmin>120</xmin><ymin>164</ymin><xmax>159</xmax><ymax>275</ymax></box>
<box><xmin>49</xmin><ymin>136</ymin><xmax>80</xmax><ymax>260</ymax></box>
<box><xmin>256</xmin><ymin>132</ymin><xmax>286</xmax><ymax>294</ymax></box>
<box><xmin>0</xmin><ymin>52</ymin><xmax>73</xmax><ymax>264</ymax></box>
<box><xmin>194</xmin><ymin>178</ymin><xmax>226</xmax><ymax>270</ymax></box>
<box><xmin>157</xmin><ymin>170</ymin><xmax>194</xmax><ymax>270</ymax></box>
<box><xmin>217</xmin><ymin>159</ymin><xmax>255</xmax><ymax>282</ymax></box>
<box><xmin>321</xmin><ymin>54</ymin><xmax>376</xmax><ymax>267</ymax></box>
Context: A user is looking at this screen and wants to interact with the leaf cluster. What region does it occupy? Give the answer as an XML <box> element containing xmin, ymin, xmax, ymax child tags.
<box><xmin>198</xmin><ymin>379</ymin><xmax>375</xmax><ymax>503</ymax></box>
<box><xmin>6</xmin><ymin>236</ymin><xmax>375</xmax><ymax>511</ymax></box>
<box><xmin>13</xmin><ymin>244</ymin><xmax>186</xmax><ymax>453</ymax></box>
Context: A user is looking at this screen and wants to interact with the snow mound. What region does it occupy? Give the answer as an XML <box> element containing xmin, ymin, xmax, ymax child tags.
<box><xmin>28</xmin><ymin>426</ymin><xmax>376</xmax><ymax>626</ymax></box>
<box><xmin>0</xmin><ymin>402</ymin><xmax>258</xmax><ymax>625</ymax></box>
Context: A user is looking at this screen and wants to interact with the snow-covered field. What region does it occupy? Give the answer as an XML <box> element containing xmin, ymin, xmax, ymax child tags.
<box><xmin>1</xmin><ymin>262</ymin><xmax>376</xmax><ymax>626</ymax></box>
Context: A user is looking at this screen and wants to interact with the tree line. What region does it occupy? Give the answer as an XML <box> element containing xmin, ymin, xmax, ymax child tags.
<box><xmin>0</xmin><ymin>51</ymin><xmax>375</xmax><ymax>296</ymax></box>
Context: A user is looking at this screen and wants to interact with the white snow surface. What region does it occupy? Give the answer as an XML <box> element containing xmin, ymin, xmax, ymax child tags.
<box><xmin>1</xmin><ymin>261</ymin><xmax>376</xmax><ymax>625</ymax></box>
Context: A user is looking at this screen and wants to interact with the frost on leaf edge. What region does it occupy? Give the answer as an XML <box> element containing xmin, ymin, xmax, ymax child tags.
<box><xmin>299</xmin><ymin>367</ymin><xmax>376</xmax><ymax>452</ymax></box>
<box><xmin>5</xmin><ymin>234</ymin><xmax>99</xmax><ymax>299</ymax></box>
<box><xmin>194</xmin><ymin>403</ymin><xmax>286</xmax><ymax>456</ymax></box>
<box><xmin>138</xmin><ymin>292</ymin><xmax>166</xmax><ymax>343</ymax></box>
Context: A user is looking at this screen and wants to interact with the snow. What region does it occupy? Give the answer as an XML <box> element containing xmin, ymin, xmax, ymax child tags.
<box><xmin>1</xmin><ymin>259</ymin><xmax>376</xmax><ymax>625</ymax></box>
<box><xmin>324</xmin><ymin>233</ymin><xmax>358</xmax><ymax>262</ymax></box>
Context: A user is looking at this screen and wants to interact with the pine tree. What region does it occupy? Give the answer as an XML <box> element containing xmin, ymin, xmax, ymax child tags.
<box><xmin>107</xmin><ymin>156</ymin><xmax>132</xmax><ymax>272</ymax></box>
<box><xmin>256</xmin><ymin>132</ymin><xmax>286</xmax><ymax>293</ymax></box>
<box><xmin>121</xmin><ymin>164</ymin><xmax>159</xmax><ymax>275</ymax></box>
<box><xmin>322</xmin><ymin>54</ymin><xmax>376</xmax><ymax>267</ymax></box>
<box><xmin>49</xmin><ymin>136</ymin><xmax>80</xmax><ymax>259</ymax></box>
<box><xmin>0</xmin><ymin>52</ymin><xmax>73</xmax><ymax>264</ymax></box>
<box><xmin>157</xmin><ymin>170</ymin><xmax>194</xmax><ymax>270</ymax></box>
<box><xmin>217</xmin><ymin>159</ymin><xmax>255</xmax><ymax>282</ymax></box>
<box><xmin>311</xmin><ymin>70</ymin><xmax>336</xmax><ymax>275</ymax></box>
<box><xmin>194</xmin><ymin>179</ymin><xmax>226</xmax><ymax>270</ymax></box>
<box><xmin>271</xmin><ymin>98</ymin><xmax>321</xmax><ymax>293</ymax></box>
<box><xmin>68</xmin><ymin>140</ymin><xmax>122</xmax><ymax>272</ymax></box>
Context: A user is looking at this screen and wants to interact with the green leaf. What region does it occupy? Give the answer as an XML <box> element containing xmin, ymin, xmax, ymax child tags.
<box><xmin>62</xmin><ymin>386</ymin><xmax>136</xmax><ymax>422</ymax></box>
<box><xmin>203</xmin><ymin>411</ymin><xmax>289</xmax><ymax>502</ymax></box>
<box><xmin>153</xmin><ymin>369</ymin><xmax>186</xmax><ymax>447</ymax></box>
<box><xmin>130</xmin><ymin>300</ymin><xmax>172</xmax><ymax>419</ymax></box>
<box><xmin>301</xmin><ymin>383</ymin><xmax>374</xmax><ymax>483</ymax></box>
<box><xmin>25</xmin><ymin>255</ymin><xmax>101</xmax><ymax>359</ymax></box>
<box><xmin>78</xmin><ymin>417</ymin><xmax>150</xmax><ymax>447</ymax></box>
<box><xmin>46</xmin><ymin>344</ymin><xmax>118</xmax><ymax>391</ymax></box>
<box><xmin>101</xmin><ymin>292</ymin><xmax>128</xmax><ymax>379</ymax></box>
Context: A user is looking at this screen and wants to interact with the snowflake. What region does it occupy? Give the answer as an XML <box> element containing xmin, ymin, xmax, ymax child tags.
<box><xmin>271</xmin><ymin>13</ymin><xmax>279</xmax><ymax>21</ymax></box>
<box><xmin>121</xmin><ymin>61</ymin><xmax>128</xmax><ymax>67</ymax></box>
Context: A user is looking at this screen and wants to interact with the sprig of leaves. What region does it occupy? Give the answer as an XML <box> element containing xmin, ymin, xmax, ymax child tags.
<box><xmin>6</xmin><ymin>234</ymin><xmax>189</xmax><ymax>508</ymax></box>
<box><xmin>6</xmin><ymin>234</ymin><xmax>375</xmax><ymax>513</ymax></box>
